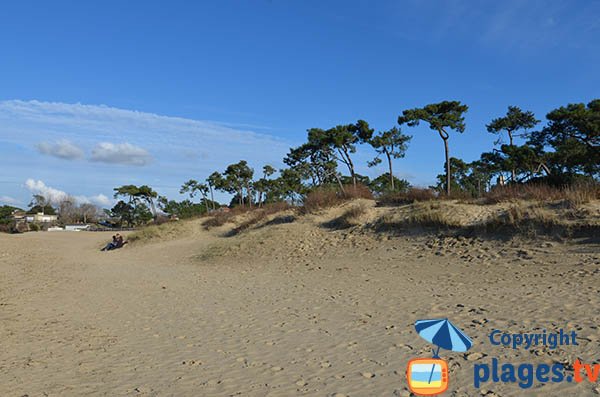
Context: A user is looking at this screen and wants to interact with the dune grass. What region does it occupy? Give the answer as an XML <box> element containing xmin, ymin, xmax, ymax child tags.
<box><xmin>127</xmin><ymin>220</ymin><xmax>194</xmax><ymax>243</ymax></box>
<box><xmin>323</xmin><ymin>201</ymin><xmax>369</xmax><ymax>229</ymax></box>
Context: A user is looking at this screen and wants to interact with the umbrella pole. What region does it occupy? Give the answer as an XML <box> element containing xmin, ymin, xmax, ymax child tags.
<box><xmin>428</xmin><ymin>346</ymin><xmax>441</xmax><ymax>384</ymax></box>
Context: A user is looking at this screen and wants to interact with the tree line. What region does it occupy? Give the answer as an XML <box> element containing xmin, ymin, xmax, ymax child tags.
<box><xmin>101</xmin><ymin>98</ymin><xmax>598</xmax><ymax>225</ymax></box>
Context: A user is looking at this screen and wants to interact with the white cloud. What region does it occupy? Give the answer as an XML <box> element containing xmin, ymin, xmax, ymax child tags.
<box><xmin>90</xmin><ymin>194</ymin><xmax>112</xmax><ymax>207</ymax></box>
<box><xmin>25</xmin><ymin>179</ymin><xmax>112</xmax><ymax>207</ymax></box>
<box><xmin>0</xmin><ymin>196</ymin><xmax>21</xmax><ymax>205</ymax></box>
<box><xmin>36</xmin><ymin>139</ymin><xmax>84</xmax><ymax>160</ymax></box>
<box><xmin>25</xmin><ymin>179</ymin><xmax>70</xmax><ymax>204</ymax></box>
<box><xmin>75</xmin><ymin>194</ymin><xmax>113</xmax><ymax>207</ymax></box>
<box><xmin>90</xmin><ymin>142</ymin><xmax>152</xmax><ymax>166</ymax></box>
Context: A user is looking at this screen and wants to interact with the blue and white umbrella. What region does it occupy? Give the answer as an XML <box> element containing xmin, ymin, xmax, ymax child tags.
<box><xmin>415</xmin><ymin>318</ymin><xmax>473</xmax><ymax>356</ymax></box>
<box><xmin>414</xmin><ymin>318</ymin><xmax>473</xmax><ymax>385</ymax></box>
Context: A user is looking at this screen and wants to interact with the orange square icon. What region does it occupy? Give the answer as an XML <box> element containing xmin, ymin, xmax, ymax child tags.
<box><xmin>405</xmin><ymin>357</ymin><xmax>449</xmax><ymax>396</ymax></box>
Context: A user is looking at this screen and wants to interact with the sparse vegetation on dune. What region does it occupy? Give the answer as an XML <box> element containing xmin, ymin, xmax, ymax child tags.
<box><xmin>405</xmin><ymin>202</ymin><xmax>464</xmax><ymax>228</ymax></box>
<box><xmin>488</xmin><ymin>204</ymin><xmax>562</xmax><ymax>231</ymax></box>
<box><xmin>377</xmin><ymin>187</ymin><xmax>437</xmax><ymax>206</ymax></box>
<box><xmin>481</xmin><ymin>182</ymin><xmax>600</xmax><ymax>205</ymax></box>
<box><xmin>202</xmin><ymin>202</ymin><xmax>292</xmax><ymax>232</ymax></box>
<box><xmin>228</xmin><ymin>202</ymin><xmax>292</xmax><ymax>235</ymax></box>
<box><xmin>129</xmin><ymin>192</ymin><xmax>600</xmax><ymax>246</ymax></box>
<box><xmin>127</xmin><ymin>218</ymin><xmax>199</xmax><ymax>243</ymax></box>
<box><xmin>372</xmin><ymin>198</ymin><xmax>600</xmax><ymax>239</ymax></box>
<box><xmin>300</xmin><ymin>184</ymin><xmax>373</xmax><ymax>214</ymax></box>
<box><xmin>202</xmin><ymin>209</ymin><xmax>242</xmax><ymax>230</ymax></box>
<box><xmin>323</xmin><ymin>201</ymin><xmax>370</xmax><ymax>229</ymax></box>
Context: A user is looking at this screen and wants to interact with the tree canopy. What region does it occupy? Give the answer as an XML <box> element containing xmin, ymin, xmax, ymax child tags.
<box><xmin>399</xmin><ymin>101</ymin><xmax>468</xmax><ymax>195</ymax></box>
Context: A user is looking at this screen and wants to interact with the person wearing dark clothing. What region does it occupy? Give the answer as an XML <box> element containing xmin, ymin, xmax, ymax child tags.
<box><xmin>101</xmin><ymin>234</ymin><xmax>127</xmax><ymax>251</ymax></box>
<box><xmin>101</xmin><ymin>235</ymin><xmax>118</xmax><ymax>251</ymax></box>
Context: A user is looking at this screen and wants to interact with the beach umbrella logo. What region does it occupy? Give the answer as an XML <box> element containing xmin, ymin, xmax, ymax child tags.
<box><xmin>405</xmin><ymin>318</ymin><xmax>473</xmax><ymax>396</ymax></box>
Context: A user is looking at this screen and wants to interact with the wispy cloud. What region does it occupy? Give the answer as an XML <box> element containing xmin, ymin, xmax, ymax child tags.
<box><xmin>0</xmin><ymin>100</ymin><xmax>291</xmax><ymax>205</ymax></box>
<box><xmin>0</xmin><ymin>100</ymin><xmax>289</xmax><ymax>159</ymax></box>
<box><xmin>74</xmin><ymin>194</ymin><xmax>112</xmax><ymax>207</ymax></box>
<box><xmin>91</xmin><ymin>142</ymin><xmax>152</xmax><ymax>166</ymax></box>
<box><xmin>0</xmin><ymin>196</ymin><xmax>21</xmax><ymax>205</ymax></box>
<box><xmin>36</xmin><ymin>139</ymin><xmax>84</xmax><ymax>160</ymax></box>
<box><xmin>387</xmin><ymin>0</ymin><xmax>600</xmax><ymax>52</ymax></box>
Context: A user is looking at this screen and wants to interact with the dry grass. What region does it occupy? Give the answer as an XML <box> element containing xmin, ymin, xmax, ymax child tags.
<box><xmin>562</xmin><ymin>183</ymin><xmax>600</xmax><ymax>208</ymax></box>
<box><xmin>488</xmin><ymin>203</ymin><xmax>561</xmax><ymax>228</ymax></box>
<box><xmin>128</xmin><ymin>220</ymin><xmax>191</xmax><ymax>243</ymax></box>
<box><xmin>483</xmin><ymin>182</ymin><xmax>600</xmax><ymax>207</ymax></box>
<box><xmin>377</xmin><ymin>188</ymin><xmax>436</xmax><ymax>206</ymax></box>
<box><xmin>371</xmin><ymin>202</ymin><xmax>461</xmax><ymax>232</ymax></box>
<box><xmin>404</xmin><ymin>202</ymin><xmax>462</xmax><ymax>228</ymax></box>
<box><xmin>370</xmin><ymin>196</ymin><xmax>600</xmax><ymax>239</ymax></box>
<box><xmin>228</xmin><ymin>202</ymin><xmax>291</xmax><ymax>235</ymax></box>
<box><xmin>476</xmin><ymin>202</ymin><xmax>572</xmax><ymax>238</ymax></box>
<box><xmin>341</xmin><ymin>183</ymin><xmax>374</xmax><ymax>200</ymax></box>
<box><xmin>301</xmin><ymin>189</ymin><xmax>341</xmax><ymax>214</ymax></box>
<box><xmin>376</xmin><ymin>182</ymin><xmax>600</xmax><ymax>210</ymax></box>
<box><xmin>323</xmin><ymin>201</ymin><xmax>369</xmax><ymax>229</ymax></box>
<box><xmin>202</xmin><ymin>206</ymin><xmax>251</xmax><ymax>230</ymax></box>
<box><xmin>302</xmin><ymin>184</ymin><xmax>373</xmax><ymax>214</ymax></box>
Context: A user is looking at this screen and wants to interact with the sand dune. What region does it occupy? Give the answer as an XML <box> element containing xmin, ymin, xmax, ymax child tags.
<box><xmin>1</xmin><ymin>203</ymin><xmax>599</xmax><ymax>396</ymax></box>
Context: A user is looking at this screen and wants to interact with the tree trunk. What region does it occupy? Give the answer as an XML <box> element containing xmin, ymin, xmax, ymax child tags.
<box><xmin>339</xmin><ymin>147</ymin><xmax>356</xmax><ymax>187</ymax></box>
<box><xmin>209</xmin><ymin>185</ymin><xmax>215</xmax><ymax>210</ymax></box>
<box><xmin>148</xmin><ymin>199</ymin><xmax>156</xmax><ymax>218</ymax></box>
<box><xmin>386</xmin><ymin>150</ymin><xmax>394</xmax><ymax>190</ymax></box>
<box><xmin>444</xmin><ymin>137</ymin><xmax>451</xmax><ymax>196</ymax></box>
<box><xmin>508</xmin><ymin>131</ymin><xmax>516</xmax><ymax>182</ymax></box>
<box><xmin>348</xmin><ymin>156</ymin><xmax>356</xmax><ymax>187</ymax></box>
<box><xmin>203</xmin><ymin>195</ymin><xmax>209</xmax><ymax>213</ymax></box>
<box><xmin>334</xmin><ymin>173</ymin><xmax>346</xmax><ymax>195</ymax></box>
<box><xmin>246</xmin><ymin>183</ymin><xmax>252</xmax><ymax>208</ymax></box>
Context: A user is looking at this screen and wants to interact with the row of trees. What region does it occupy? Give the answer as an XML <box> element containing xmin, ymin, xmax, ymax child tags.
<box><xmin>29</xmin><ymin>194</ymin><xmax>101</xmax><ymax>224</ymax></box>
<box><xmin>429</xmin><ymin>101</ymin><xmax>599</xmax><ymax>195</ymax></box>
<box><xmin>104</xmin><ymin>99</ymin><xmax>597</xmax><ymax>224</ymax></box>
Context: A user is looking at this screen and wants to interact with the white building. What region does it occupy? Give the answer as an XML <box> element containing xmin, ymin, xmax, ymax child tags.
<box><xmin>25</xmin><ymin>213</ymin><xmax>58</xmax><ymax>223</ymax></box>
<box><xmin>65</xmin><ymin>224</ymin><xmax>90</xmax><ymax>231</ymax></box>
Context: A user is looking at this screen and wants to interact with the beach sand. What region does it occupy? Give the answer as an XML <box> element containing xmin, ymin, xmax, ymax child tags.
<box><xmin>1</xmin><ymin>206</ymin><xmax>599</xmax><ymax>396</ymax></box>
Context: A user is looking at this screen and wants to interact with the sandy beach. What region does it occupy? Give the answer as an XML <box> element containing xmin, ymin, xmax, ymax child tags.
<box><xmin>1</xmin><ymin>203</ymin><xmax>599</xmax><ymax>397</ymax></box>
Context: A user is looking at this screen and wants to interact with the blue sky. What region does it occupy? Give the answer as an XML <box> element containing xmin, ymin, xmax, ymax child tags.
<box><xmin>1</xmin><ymin>0</ymin><xmax>599</xmax><ymax>207</ymax></box>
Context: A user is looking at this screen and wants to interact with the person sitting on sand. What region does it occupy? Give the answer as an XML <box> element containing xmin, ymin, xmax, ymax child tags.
<box><xmin>114</xmin><ymin>234</ymin><xmax>127</xmax><ymax>249</ymax></box>
<box><xmin>100</xmin><ymin>234</ymin><xmax>127</xmax><ymax>251</ymax></box>
<box><xmin>101</xmin><ymin>235</ymin><xmax>118</xmax><ymax>251</ymax></box>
